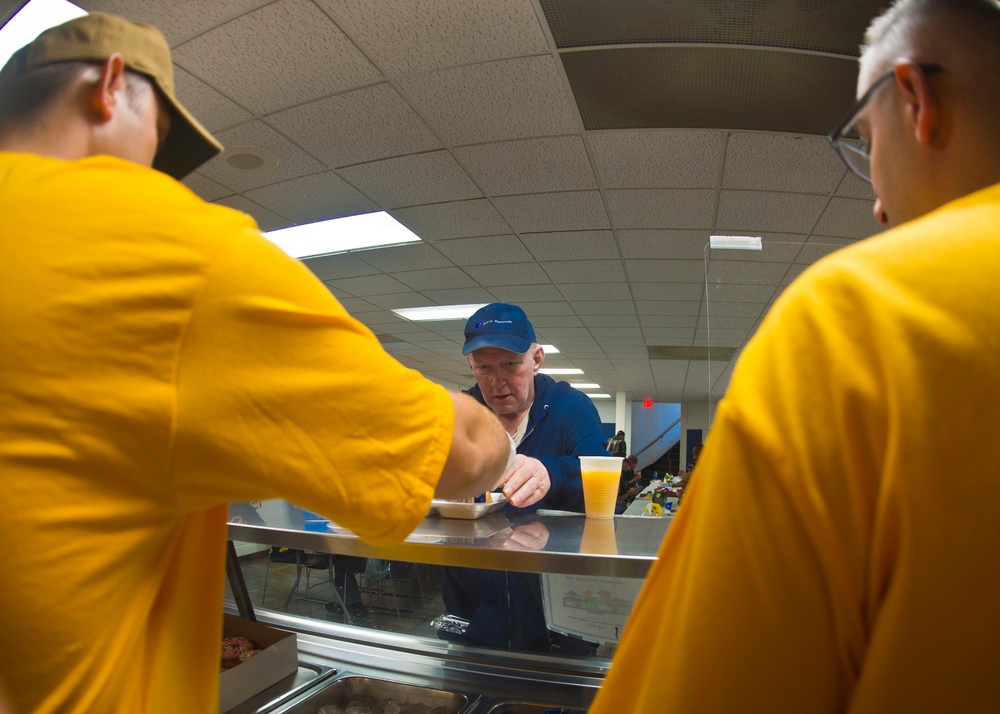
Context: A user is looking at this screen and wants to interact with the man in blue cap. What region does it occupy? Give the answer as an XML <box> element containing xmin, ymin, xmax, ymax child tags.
<box><xmin>440</xmin><ymin>303</ymin><xmax>610</xmax><ymax>653</ymax></box>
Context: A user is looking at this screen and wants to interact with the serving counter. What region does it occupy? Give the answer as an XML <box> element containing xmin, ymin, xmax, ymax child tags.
<box><xmin>224</xmin><ymin>502</ymin><xmax>673</xmax><ymax>713</ymax></box>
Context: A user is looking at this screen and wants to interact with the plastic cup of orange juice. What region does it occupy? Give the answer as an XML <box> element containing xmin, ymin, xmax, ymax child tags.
<box><xmin>580</xmin><ymin>455</ymin><xmax>623</xmax><ymax>520</ymax></box>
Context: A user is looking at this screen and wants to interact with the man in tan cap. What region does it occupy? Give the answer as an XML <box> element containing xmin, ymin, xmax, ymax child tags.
<box><xmin>0</xmin><ymin>13</ymin><xmax>514</xmax><ymax>713</ymax></box>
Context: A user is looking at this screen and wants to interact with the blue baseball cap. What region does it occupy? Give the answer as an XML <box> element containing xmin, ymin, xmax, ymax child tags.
<box><xmin>462</xmin><ymin>303</ymin><xmax>536</xmax><ymax>356</ymax></box>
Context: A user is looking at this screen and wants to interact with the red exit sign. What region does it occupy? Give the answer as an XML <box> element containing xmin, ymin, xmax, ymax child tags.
<box><xmin>642</xmin><ymin>399</ymin><xmax>653</xmax><ymax>408</ymax></box>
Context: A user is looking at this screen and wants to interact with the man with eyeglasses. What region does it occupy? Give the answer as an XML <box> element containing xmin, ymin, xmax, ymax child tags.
<box><xmin>591</xmin><ymin>0</ymin><xmax>1000</xmax><ymax>711</ymax></box>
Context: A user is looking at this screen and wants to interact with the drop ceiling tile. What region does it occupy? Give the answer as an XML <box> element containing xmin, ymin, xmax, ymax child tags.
<box><xmin>532</xmin><ymin>315</ymin><xmax>586</xmax><ymax>329</ymax></box>
<box><xmin>322</xmin><ymin>0</ymin><xmax>549</xmax><ymax>75</ymax></box>
<box><xmin>814</xmin><ymin>197</ymin><xmax>883</xmax><ymax>239</ymax></box>
<box><xmin>722</xmin><ymin>133</ymin><xmax>844</xmax><ymax>193</ymax></box>
<box><xmin>340</xmin><ymin>152</ymin><xmax>482</xmax><ymax>209</ymax></box>
<box><xmin>706</xmin><ymin>301</ymin><xmax>771</xmax><ymax>318</ymax></box>
<box><xmin>581</xmin><ymin>314</ymin><xmax>640</xmax><ymax>328</ymax></box>
<box><xmin>334</xmin><ymin>273</ymin><xmax>412</xmax><ymax>296</ymax></box>
<box><xmin>521</xmin><ymin>231</ymin><xmax>617</xmax><ymax>261</ymax></box>
<box><xmin>79</xmin><ymin>0</ymin><xmax>268</xmax><ymax>43</ymax></box>
<box><xmin>245</xmin><ymin>172</ymin><xmax>379</xmax><ymax>224</ymax></box>
<box><xmin>781</xmin><ymin>264</ymin><xmax>810</xmax><ymax>285</ymax></box>
<box><xmin>716</xmin><ymin>191</ymin><xmax>827</xmax><ymax>234</ymax></box>
<box><xmin>542</xmin><ymin>260</ymin><xmax>626</xmax><ymax>284</ymax></box>
<box><xmin>559</xmin><ymin>283</ymin><xmax>633</xmax><ymax>301</ymax></box>
<box><xmin>336</xmin><ymin>297</ymin><xmax>382</xmax><ymax>314</ymax></box>
<box><xmin>355</xmin><ymin>243</ymin><xmax>455</xmax><ymax>273</ymax></box>
<box><xmin>454</xmin><ymin>136</ymin><xmax>597</xmax><ymax>196</ymax></box>
<box><xmin>640</xmin><ymin>314</ymin><xmax>699</xmax><ymax>328</ymax></box>
<box><xmin>517</xmin><ymin>301</ymin><xmax>576</xmax><ymax>317</ymax></box>
<box><xmin>433</xmin><ymin>235</ymin><xmax>533</xmax><ymax>266</ymax></box>
<box><xmin>705</xmin><ymin>260</ymin><xmax>791</xmax><ymax>286</ymax></box>
<box><xmin>570</xmin><ymin>300</ymin><xmax>636</xmax><ymax>316</ymax></box>
<box><xmin>586</xmin><ymin>327</ymin><xmax>643</xmax><ymax>338</ymax></box>
<box><xmin>463</xmin><ymin>262</ymin><xmax>551</xmax><ymax>287</ymax></box>
<box><xmin>172</xmin><ymin>0</ymin><xmax>382</xmax><ymax>114</ymax></box>
<box><xmin>636</xmin><ymin>300</ymin><xmax>702</xmax><ymax>316</ymax></box>
<box><xmin>491</xmin><ymin>284</ymin><xmax>566</xmax><ymax>302</ymax></box>
<box><xmin>796</xmin><ymin>237</ymin><xmax>855</xmax><ymax>264</ymax></box>
<box><xmin>395</xmin><ymin>267</ymin><xmax>479</xmax><ymax>291</ymax></box>
<box><xmin>173</xmin><ymin>67</ymin><xmax>253</xmax><ymax>132</ymax></box>
<box><xmin>398</xmin><ymin>56</ymin><xmax>579</xmax><ymax>146</ymax></box>
<box><xmin>363</xmin><ymin>292</ymin><xmax>436</xmax><ymax>310</ymax></box>
<box><xmin>697</xmin><ymin>316</ymin><xmax>759</xmax><ymax>331</ymax></box>
<box><xmin>305</xmin><ymin>253</ymin><xmax>382</xmax><ymax>281</ymax></box>
<box><xmin>589</xmin><ymin>130</ymin><xmax>724</xmax><ymax>188</ymax></box>
<box><xmin>536</xmin><ymin>327</ymin><xmax>596</xmax><ymax>338</ymax></box>
<box><xmin>200</xmin><ymin>121</ymin><xmax>325</xmax><ymax>192</ymax></box>
<box><xmin>182</xmin><ymin>171</ymin><xmax>232</xmax><ymax>202</ymax></box>
<box><xmin>323</xmin><ymin>283</ymin><xmax>351</xmax><ymax>299</ymax></box>
<box><xmin>493</xmin><ymin>192</ymin><xmax>610</xmax><ymax>232</ymax></box>
<box><xmin>836</xmin><ymin>170</ymin><xmax>876</xmax><ymax>199</ymax></box>
<box><xmin>625</xmin><ymin>259</ymin><xmax>703</xmax><ymax>283</ymax></box>
<box><xmin>643</xmin><ymin>328</ymin><xmax>696</xmax><ymax>340</ymax></box>
<box><xmin>212</xmin><ymin>195</ymin><xmax>287</xmax><ymax>232</ymax></box>
<box><xmin>354</xmin><ymin>310</ymin><xmax>406</xmax><ymax>325</ymax></box>
<box><xmin>706</xmin><ymin>283</ymin><xmax>778</xmax><ymax>303</ymax></box>
<box><xmin>632</xmin><ymin>282</ymin><xmax>704</xmax><ymax>301</ymax></box>
<box><xmin>694</xmin><ymin>328</ymin><xmax>751</xmax><ymax>342</ymax></box>
<box><xmin>606</xmin><ymin>189</ymin><xmax>716</xmax><ymax>229</ymax></box>
<box><xmin>380</xmin><ymin>321</ymin><xmax>435</xmax><ymax>336</ymax></box>
<box><xmin>266</xmin><ymin>83</ymin><xmax>442</xmax><ymax>168</ymax></box>
<box><xmin>618</xmin><ymin>230</ymin><xmax>708</xmax><ymax>260</ymax></box>
<box><xmin>393</xmin><ymin>200</ymin><xmax>510</xmax><ymax>240</ymax></box>
<box><xmin>708</xmin><ymin>233</ymin><xmax>806</xmax><ymax>263</ymax></box>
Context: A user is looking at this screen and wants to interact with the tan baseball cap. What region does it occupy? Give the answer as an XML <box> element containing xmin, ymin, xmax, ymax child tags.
<box><xmin>0</xmin><ymin>12</ymin><xmax>222</xmax><ymax>179</ymax></box>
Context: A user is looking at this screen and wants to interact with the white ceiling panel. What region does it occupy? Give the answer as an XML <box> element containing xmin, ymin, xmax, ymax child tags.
<box><xmin>322</xmin><ymin>0</ymin><xmax>549</xmax><ymax>76</ymax></box>
<box><xmin>559</xmin><ymin>283</ymin><xmax>633</xmax><ymax>301</ymax></box>
<box><xmin>363</xmin><ymin>292</ymin><xmax>435</xmax><ymax>310</ymax></box>
<box><xmin>419</xmin><ymin>287</ymin><xmax>496</xmax><ymax>306</ymax></box>
<box><xmin>626</xmin><ymin>259</ymin><xmax>704</xmax><ymax>283</ymax></box>
<box><xmin>490</xmin><ymin>284</ymin><xmax>566</xmax><ymax>303</ymax></box>
<box><xmin>521</xmin><ymin>231</ymin><xmax>617</xmax><ymax>262</ymax></box>
<box><xmin>589</xmin><ymin>130</ymin><xmax>724</xmax><ymax>189</ymax></box>
<box><xmin>581</xmin><ymin>314</ymin><xmax>641</xmax><ymax>328</ymax></box>
<box><xmin>334</xmin><ymin>273</ymin><xmax>412</xmax><ymax>297</ymax></box>
<box><xmin>432</xmin><ymin>235</ymin><xmax>534</xmax><ymax>266</ymax></box>
<box><xmin>397</xmin><ymin>56</ymin><xmax>580</xmax><ymax>146</ymax></box>
<box><xmin>454</xmin><ymin>137</ymin><xmax>596</xmax><ymax>195</ymax></box>
<box><xmin>518</xmin><ymin>301</ymin><xmax>575</xmax><ymax>316</ymax></box>
<box><xmin>463</xmin><ymin>262</ymin><xmax>552</xmax><ymax>286</ymax></box>
<box><xmin>636</xmin><ymin>301</ymin><xmax>702</xmax><ymax>316</ymax></box>
<box><xmin>570</xmin><ymin>301</ymin><xmax>636</xmax><ymax>316</ymax></box>
<box><xmin>708</xmin><ymin>235</ymin><xmax>805</xmax><ymax>263</ymax></box>
<box><xmin>542</xmin><ymin>260</ymin><xmax>626</xmax><ymax>284</ymax></box>
<box><xmin>393</xmin><ymin>200</ymin><xmax>510</xmax><ymax>241</ymax></box>
<box><xmin>722</xmin><ymin>133</ymin><xmax>846</xmax><ymax>194</ymax></box>
<box><xmin>78</xmin><ymin>0</ymin><xmax>269</xmax><ymax>43</ymax></box>
<box><xmin>245</xmin><ymin>172</ymin><xmax>379</xmax><ymax>224</ymax></box>
<box><xmin>493</xmin><ymin>192</ymin><xmax>610</xmax><ymax>233</ymax></box>
<box><xmin>796</xmin><ymin>237</ymin><xmax>856</xmax><ymax>264</ymax></box>
<box><xmin>201</xmin><ymin>121</ymin><xmax>325</xmax><ymax>193</ymax></box>
<box><xmin>173</xmin><ymin>67</ymin><xmax>253</xmax><ymax>133</ymax></box>
<box><xmin>632</xmin><ymin>283</ymin><xmax>705</xmax><ymax>301</ymax></box>
<box><xmin>355</xmin><ymin>244</ymin><xmax>456</xmax><ymax>273</ymax></box>
<box><xmin>605</xmin><ymin>189</ymin><xmax>716</xmax><ymax>230</ymax></box>
<box><xmin>183</xmin><ymin>171</ymin><xmax>233</xmax><ymax>202</ymax></box>
<box><xmin>618</xmin><ymin>230</ymin><xmax>708</xmax><ymax>260</ymax></box>
<box><xmin>266</xmin><ymin>83</ymin><xmax>442</xmax><ymax>168</ymax></box>
<box><xmin>707</xmin><ymin>301</ymin><xmax>771</xmax><ymax>318</ymax></box>
<box><xmin>706</xmin><ymin>260</ymin><xmax>792</xmax><ymax>286</ymax></box>
<box><xmin>814</xmin><ymin>197</ymin><xmax>883</xmax><ymax>238</ymax></box>
<box><xmin>172</xmin><ymin>0</ymin><xmax>382</xmax><ymax>114</ymax></box>
<box><xmin>305</xmin><ymin>253</ymin><xmax>382</xmax><ymax>281</ymax></box>
<box><xmin>640</xmin><ymin>314</ymin><xmax>699</xmax><ymax>328</ymax></box>
<box><xmin>716</xmin><ymin>190</ymin><xmax>829</xmax><ymax>234</ymax></box>
<box><xmin>395</xmin><ymin>267</ymin><xmax>480</xmax><ymax>291</ymax></box>
<box><xmin>706</xmin><ymin>283</ymin><xmax>779</xmax><ymax>303</ymax></box>
<box><xmin>643</xmin><ymin>327</ymin><xmax>697</xmax><ymax>340</ymax></box>
<box><xmin>340</xmin><ymin>152</ymin><xmax>482</xmax><ymax>209</ymax></box>
<box><xmin>836</xmin><ymin>171</ymin><xmax>877</xmax><ymax>199</ymax></box>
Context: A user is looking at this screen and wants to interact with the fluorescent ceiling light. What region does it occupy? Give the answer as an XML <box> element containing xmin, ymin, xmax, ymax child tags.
<box><xmin>586</xmin><ymin>393</ymin><xmax>612</xmax><ymax>399</ymax></box>
<box><xmin>538</xmin><ymin>344</ymin><xmax>559</xmax><ymax>354</ymax></box>
<box><xmin>0</xmin><ymin>0</ymin><xmax>85</xmax><ymax>69</ymax></box>
<box><xmin>569</xmin><ymin>383</ymin><xmax>601</xmax><ymax>389</ymax></box>
<box><xmin>540</xmin><ymin>368</ymin><xmax>584</xmax><ymax>375</ymax></box>
<box><xmin>392</xmin><ymin>304</ymin><xmax>487</xmax><ymax>322</ymax></box>
<box><xmin>710</xmin><ymin>235</ymin><xmax>762</xmax><ymax>251</ymax></box>
<box><xmin>264</xmin><ymin>211</ymin><xmax>421</xmax><ymax>259</ymax></box>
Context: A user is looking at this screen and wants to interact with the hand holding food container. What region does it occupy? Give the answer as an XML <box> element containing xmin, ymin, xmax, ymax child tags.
<box><xmin>580</xmin><ymin>455</ymin><xmax>623</xmax><ymax>519</ymax></box>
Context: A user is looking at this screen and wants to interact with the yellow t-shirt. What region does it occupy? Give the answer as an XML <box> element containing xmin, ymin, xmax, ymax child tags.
<box><xmin>591</xmin><ymin>183</ymin><xmax>1000</xmax><ymax>712</ymax></box>
<box><xmin>0</xmin><ymin>153</ymin><xmax>454</xmax><ymax>713</ymax></box>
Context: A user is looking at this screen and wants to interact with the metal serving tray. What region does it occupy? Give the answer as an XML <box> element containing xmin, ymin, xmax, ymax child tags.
<box><xmin>224</xmin><ymin>662</ymin><xmax>336</xmax><ymax>714</ymax></box>
<box><xmin>277</xmin><ymin>675</ymin><xmax>470</xmax><ymax>713</ymax></box>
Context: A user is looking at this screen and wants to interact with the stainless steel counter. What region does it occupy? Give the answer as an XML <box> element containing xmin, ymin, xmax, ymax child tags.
<box><xmin>228</xmin><ymin>500</ymin><xmax>672</xmax><ymax>578</ymax></box>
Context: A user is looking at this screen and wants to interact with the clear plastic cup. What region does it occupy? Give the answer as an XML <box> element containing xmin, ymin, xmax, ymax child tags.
<box><xmin>580</xmin><ymin>455</ymin><xmax>623</xmax><ymax>519</ymax></box>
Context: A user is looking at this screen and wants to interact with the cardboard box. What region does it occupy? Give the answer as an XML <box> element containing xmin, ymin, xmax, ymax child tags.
<box><xmin>220</xmin><ymin>614</ymin><xmax>298</xmax><ymax>712</ymax></box>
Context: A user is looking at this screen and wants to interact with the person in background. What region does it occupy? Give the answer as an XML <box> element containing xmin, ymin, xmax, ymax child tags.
<box><xmin>618</xmin><ymin>455</ymin><xmax>642</xmax><ymax>506</ymax></box>
<box><xmin>591</xmin><ymin>0</ymin><xmax>1000</xmax><ymax>710</ymax></box>
<box><xmin>440</xmin><ymin>302</ymin><xmax>610</xmax><ymax>654</ymax></box>
<box><xmin>606</xmin><ymin>429</ymin><xmax>627</xmax><ymax>457</ymax></box>
<box><xmin>675</xmin><ymin>442</ymin><xmax>702</xmax><ymax>490</ymax></box>
<box><xmin>0</xmin><ymin>14</ymin><xmax>514</xmax><ymax>714</ymax></box>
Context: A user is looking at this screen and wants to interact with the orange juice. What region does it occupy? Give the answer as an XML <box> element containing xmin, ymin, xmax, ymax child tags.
<box><xmin>580</xmin><ymin>456</ymin><xmax>623</xmax><ymax>519</ymax></box>
<box><xmin>581</xmin><ymin>517</ymin><xmax>618</xmax><ymax>553</ymax></box>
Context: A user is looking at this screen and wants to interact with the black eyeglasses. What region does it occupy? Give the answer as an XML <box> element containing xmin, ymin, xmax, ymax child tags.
<box><xmin>827</xmin><ymin>64</ymin><xmax>942</xmax><ymax>183</ymax></box>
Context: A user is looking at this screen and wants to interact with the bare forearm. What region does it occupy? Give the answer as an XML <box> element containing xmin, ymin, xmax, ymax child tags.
<box><xmin>435</xmin><ymin>392</ymin><xmax>512</xmax><ymax>499</ymax></box>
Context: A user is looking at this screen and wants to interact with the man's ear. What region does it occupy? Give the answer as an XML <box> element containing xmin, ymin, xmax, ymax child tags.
<box><xmin>894</xmin><ymin>62</ymin><xmax>940</xmax><ymax>146</ymax></box>
<box><xmin>531</xmin><ymin>345</ymin><xmax>544</xmax><ymax>373</ymax></box>
<box><xmin>91</xmin><ymin>53</ymin><xmax>127</xmax><ymax>122</ymax></box>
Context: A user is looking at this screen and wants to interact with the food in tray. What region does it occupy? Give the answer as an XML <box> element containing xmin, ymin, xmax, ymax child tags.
<box><xmin>431</xmin><ymin>493</ymin><xmax>508</xmax><ymax>520</ymax></box>
<box><xmin>221</xmin><ymin>635</ymin><xmax>260</xmax><ymax>671</ymax></box>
